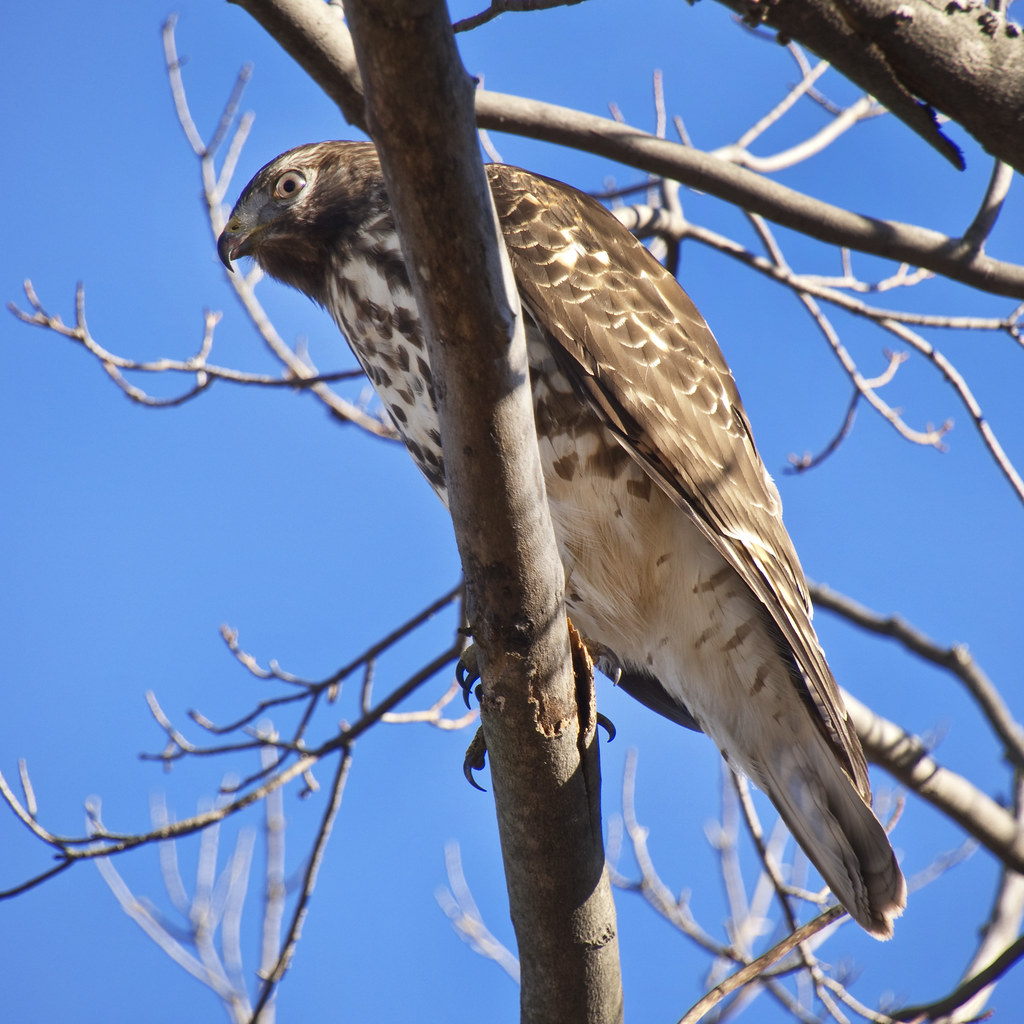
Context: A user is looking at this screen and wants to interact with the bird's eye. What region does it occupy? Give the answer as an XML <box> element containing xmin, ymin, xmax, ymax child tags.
<box><xmin>273</xmin><ymin>170</ymin><xmax>306</xmax><ymax>200</ymax></box>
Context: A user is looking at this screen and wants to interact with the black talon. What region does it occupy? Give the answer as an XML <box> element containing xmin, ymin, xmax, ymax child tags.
<box><xmin>596</xmin><ymin>712</ymin><xmax>616</xmax><ymax>742</ymax></box>
<box><xmin>463</xmin><ymin>726</ymin><xmax>488</xmax><ymax>791</ymax></box>
<box><xmin>456</xmin><ymin>643</ymin><xmax>481</xmax><ymax>708</ymax></box>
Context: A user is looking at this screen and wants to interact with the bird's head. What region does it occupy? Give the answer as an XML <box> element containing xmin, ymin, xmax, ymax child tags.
<box><xmin>217</xmin><ymin>140</ymin><xmax>387</xmax><ymax>300</ymax></box>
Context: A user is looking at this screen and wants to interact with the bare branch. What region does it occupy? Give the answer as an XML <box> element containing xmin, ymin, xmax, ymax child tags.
<box><xmin>961</xmin><ymin>160</ymin><xmax>1015</xmax><ymax>255</ymax></box>
<box><xmin>95</xmin><ymin>849</ymin><xmax>243</xmax><ymax>1005</ymax></box>
<box><xmin>159</xmin><ymin>15</ymin><xmax>400</xmax><ymax>439</ymax></box>
<box><xmin>811</xmin><ymin>583</ymin><xmax>1024</xmax><ymax>769</ymax></box>
<box><xmin>211</xmin><ymin>3</ymin><xmax>1024</xmax><ymax>297</ymax></box>
<box><xmin>250</xmin><ymin>746</ymin><xmax>353</xmax><ymax>1020</ymax></box>
<box><xmin>453</xmin><ymin>0</ymin><xmax>586</xmax><ymax>33</ymax></box>
<box><xmin>876</xmin><ymin>316</ymin><xmax>1024</xmax><ymax>507</ymax></box>
<box><xmin>708</xmin><ymin>0</ymin><xmax>1024</xmax><ymax>174</ymax></box>
<box><xmin>895</xmin><ymin>773</ymin><xmax>1024</xmax><ymax>1022</ymax></box>
<box><xmin>893</xmin><ymin>933</ymin><xmax>1024</xmax><ymax>1022</ymax></box>
<box><xmin>381</xmin><ymin>680</ymin><xmax>479</xmax><ymax>730</ymax></box>
<box><xmin>712</xmin><ymin>59</ymin><xmax>885</xmax><ymax>175</ymax></box>
<box><xmin>436</xmin><ymin>842</ymin><xmax>521</xmax><ymax>981</ymax></box>
<box><xmin>786</xmin><ymin>390</ymin><xmax>861</xmax><ymax>473</ymax></box>
<box><xmin>843</xmin><ymin>692</ymin><xmax>1024</xmax><ymax>873</ymax></box>
<box><xmin>609</xmin><ymin>752</ymin><xmax>724</xmax><ymax>956</ymax></box>
<box><xmin>258</xmin><ymin>742</ymin><xmax>287</xmax><ymax>1005</ymax></box>
<box><xmin>9</xmin><ymin>280</ymin><xmax>376</xmax><ymax>405</ymax></box>
<box><xmin>162</xmin><ymin>14</ymin><xmax>207</xmax><ymax>155</ymax></box>
<box><xmin>678</xmin><ymin>906</ymin><xmax>847</xmax><ymax>1024</ymax></box>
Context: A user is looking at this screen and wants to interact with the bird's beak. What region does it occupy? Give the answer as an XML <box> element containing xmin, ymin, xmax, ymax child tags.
<box><xmin>217</xmin><ymin>217</ymin><xmax>252</xmax><ymax>272</ymax></box>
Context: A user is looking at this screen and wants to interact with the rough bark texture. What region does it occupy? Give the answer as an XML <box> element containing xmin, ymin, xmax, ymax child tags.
<box><xmin>335</xmin><ymin>2</ymin><xmax>624</xmax><ymax>1021</ymax></box>
<box><xmin>712</xmin><ymin>0</ymin><xmax>1024</xmax><ymax>173</ymax></box>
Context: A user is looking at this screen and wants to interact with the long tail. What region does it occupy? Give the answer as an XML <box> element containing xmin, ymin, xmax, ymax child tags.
<box><xmin>758</xmin><ymin>729</ymin><xmax>906</xmax><ymax>938</ymax></box>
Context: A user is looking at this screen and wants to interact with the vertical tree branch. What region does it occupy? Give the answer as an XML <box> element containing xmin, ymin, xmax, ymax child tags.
<box><xmin>243</xmin><ymin>0</ymin><xmax>623</xmax><ymax>1019</ymax></box>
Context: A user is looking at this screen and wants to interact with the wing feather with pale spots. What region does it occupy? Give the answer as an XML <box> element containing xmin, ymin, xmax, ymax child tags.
<box><xmin>487</xmin><ymin>165</ymin><xmax>870</xmax><ymax>800</ymax></box>
<box><xmin>217</xmin><ymin>141</ymin><xmax>904</xmax><ymax>935</ymax></box>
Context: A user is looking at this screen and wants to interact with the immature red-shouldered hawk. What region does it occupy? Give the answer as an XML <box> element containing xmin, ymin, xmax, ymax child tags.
<box><xmin>218</xmin><ymin>141</ymin><xmax>905</xmax><ymax>937</ymax></box>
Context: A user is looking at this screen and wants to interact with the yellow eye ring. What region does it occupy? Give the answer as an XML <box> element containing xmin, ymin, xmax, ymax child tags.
<box><xmin>273</xmin><ymin>170</ymin><xmax>306</xmax><ymax>200</ymax></box>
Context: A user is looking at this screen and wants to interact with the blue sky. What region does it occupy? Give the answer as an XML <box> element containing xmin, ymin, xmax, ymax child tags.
<box><xmin>3</xmin><ymin>2</ymin><xmax>1022</xmax><ymax>1021</ymax></box>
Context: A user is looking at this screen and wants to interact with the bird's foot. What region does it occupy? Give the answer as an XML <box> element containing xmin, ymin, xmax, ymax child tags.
<box><xmin>458</xmin><ymin>625</ymin><xmax>614</xmax><ymax>792</ymax></box>
<box><xmin>463</xmin><ymin>726</ymin><xmax>487</xmax><ymax>791</ymax></box>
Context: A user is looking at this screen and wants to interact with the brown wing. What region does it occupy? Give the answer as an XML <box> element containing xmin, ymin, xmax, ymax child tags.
<box><xmin>487</xmin><ymin>163</ymin><xmax>871</xmax><ymax>798</ymax></box>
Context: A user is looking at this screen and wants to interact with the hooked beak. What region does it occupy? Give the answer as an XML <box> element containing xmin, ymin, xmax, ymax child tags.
<box><xmin>217</xmin><ymin>218</ymin><xmax>253</xmax><ymax>271</ymax></box>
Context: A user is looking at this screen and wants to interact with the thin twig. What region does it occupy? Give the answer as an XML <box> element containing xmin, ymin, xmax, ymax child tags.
<box><xmin>960</xmin><ymin>159</ymin><xmax>1014</xmax><ymax>255</ymax></box>
<box><xmin>452</xmin><ymin>0</ymin><xmax>584</xmax><ymax>33</ymax></box>
<box><xmin>250</xmin><ymin>747</ymin><xmax>353</xmax><ymax>1020</ymax></box>
<box><xmin>893</xmin><ymin>932</ymin><xmax>1024</xmax><ymax>1022</ymax></box>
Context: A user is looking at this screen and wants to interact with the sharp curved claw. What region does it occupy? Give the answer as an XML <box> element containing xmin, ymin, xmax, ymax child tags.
<box><xmin>456</xmin><ymin>643</ymin><xmax>481</xmax><ymax>708</ymax></box>
<box><xmin>463</xmin><ymin>762</ymin><xmax>487</xmax><ymax>792</ymax></box>
<box><xmin>460</xmin><ymin>671</ymin><xmax>479</xmax><ymax>710</ymax></box>
<box><xmin>591</xmin><ymin>644</ymin><xmax>624</xmax><ymax>686</ymax></box>
<box><xmin>463</xmin><ymin>726</ymin><xmax>487</xmax><ymax>792</ymax></box>
<box><xmin>596</xmin><ymin>712</ymin><xmax>616</xmax><ymax>742</ymax></box>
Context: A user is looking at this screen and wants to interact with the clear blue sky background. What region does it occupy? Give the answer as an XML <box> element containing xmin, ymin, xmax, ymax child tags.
<box><xmin>3</xmin><ymin>2</ymin><xmax>1022</xmax><ymax>1022</ymax></box>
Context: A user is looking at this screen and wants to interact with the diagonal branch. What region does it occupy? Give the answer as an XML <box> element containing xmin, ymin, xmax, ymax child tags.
<box><xmin>678</xmin><ymin>906</ymin><xmax>847</xmax><ymax>1024</ymax></box>
<box><xmin>811</xmin><ymin>583</ymin><xmax>1024</xmax><ymax>769</ymax></box>
<box><xmin>843</xmin><ymin>692</ymin><xmax>1024</xmax><ymax>873</ymax></box>
<box><xmin>249</xmin><ymin>746</ymin><xmax>353</xmax><ymax>1021</ymax></box>
<box><xmin>219</xmin><ymin>0</ymin><xmax>1024</xmax><ymax>298</ymax></box>
<box><xmin>709</xmin><ymin>0</ymin><xmax>1024</xmax><ymax>174</ymax></box>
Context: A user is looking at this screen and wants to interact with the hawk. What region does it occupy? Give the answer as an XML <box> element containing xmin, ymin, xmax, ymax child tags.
<box><xmin>218</xmin><ymin>141</ymin><xmax>906</xmax><ymax>938</ymax></box>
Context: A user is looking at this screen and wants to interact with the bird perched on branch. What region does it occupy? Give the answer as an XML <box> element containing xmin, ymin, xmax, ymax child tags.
<box><xmin>218</xmin><ymin>140</ymin><xmax>905</xmax><ymax>938</ymax></box>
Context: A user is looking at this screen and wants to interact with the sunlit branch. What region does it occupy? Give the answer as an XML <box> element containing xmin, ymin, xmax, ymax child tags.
<box><xmin>811</xmin><ymin>583</ymin><xmax>1024</xmax><ymax>770</ymax></box>
<box><xmin>436</xmin><ymin>841</ymin><xmax>521</xmax><ymax>981</ymax></box>
<box><xmin>842</xmin><ymin>692</ymin><xmax>1024</xmax><ymax>874</ymax></box>
<box><xmin>259</xmin><ymin>743</ymin><xmax>287</xmax><ymax>1011</ymax></box>
<box><xmin>960</xmin><ymin>159</ymin><xmax>1014</xmax><ymax>256</ymax></box>
<box><xmin>892</xmin><ymin>933</ymin><xmax>1024</xmax><ymax>1023</ymax></box>
<box><xmin>8</xmin><ymin>280</ymin><xmax>367</xmax><ymax>403</ymax></box>
<box><xmin>896</xmin><ymin>772</ymin><xmax>1024</xmax><ymax>1022</ymax></box>
<box><xmin>607</xmin><ymin>751</ymin><xmax>728</xmax><ymax>957</ymax></box>
<box><xmin>160</xmin><ymin>16</ymin><xmax>399</xmax><ymax>440</ymax></box>
<box><xmin>876</xmin><ymin>315</ymin><xmax>1024</xmax><ymax>507</ymax></box>
<box><xmin>711</xmin><ymin>60</ymin><xmax>884</xmax><ymax>175</ymax></box>
<box><xmin>678</xmin><ymin>906</ymin><xmax>847</xmax><ymax>1024</ymax></box>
